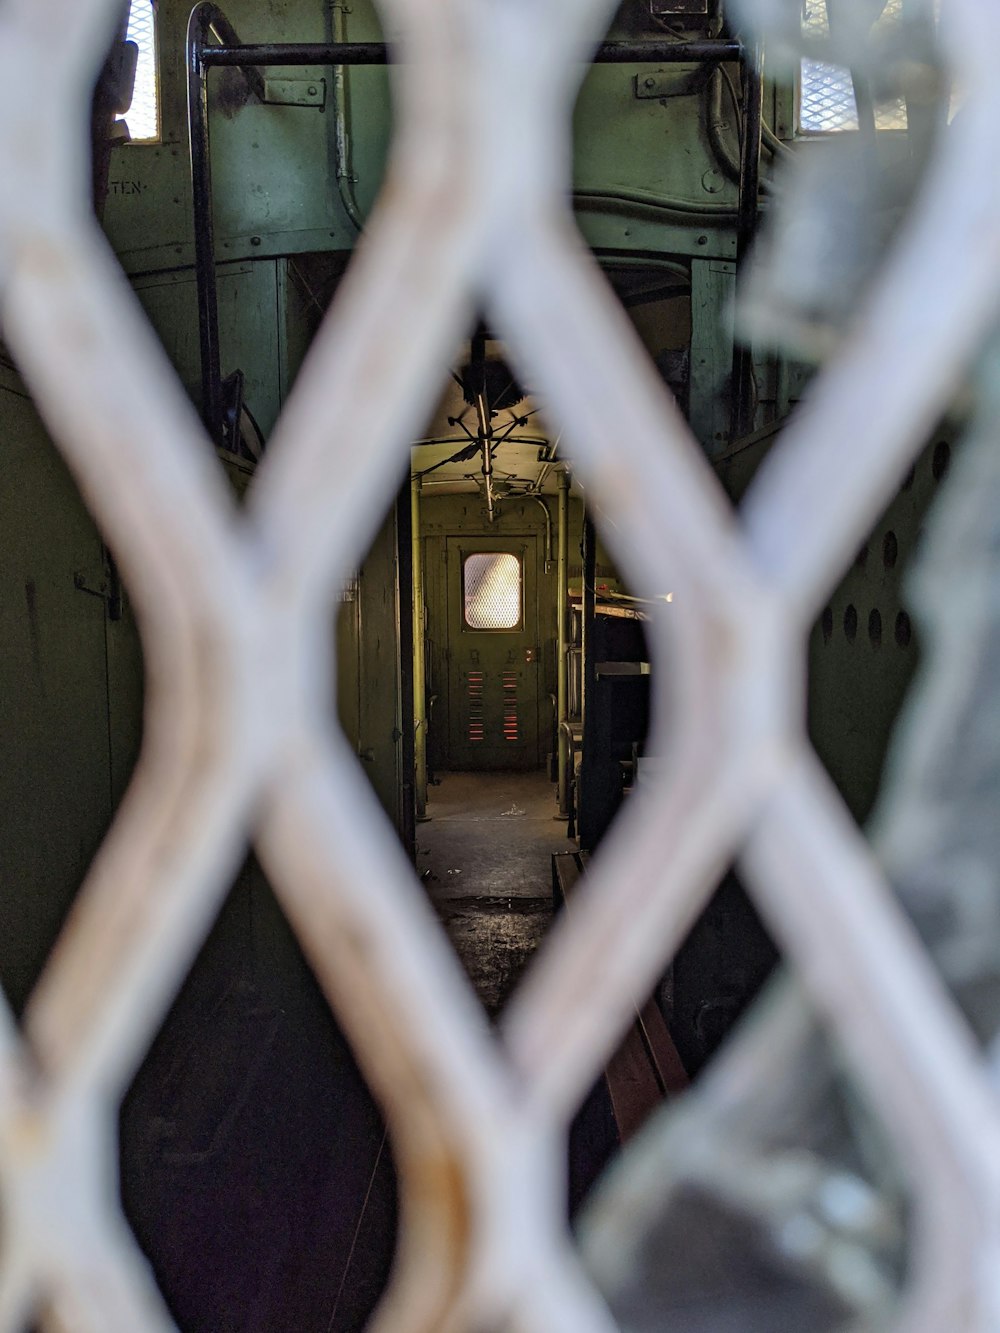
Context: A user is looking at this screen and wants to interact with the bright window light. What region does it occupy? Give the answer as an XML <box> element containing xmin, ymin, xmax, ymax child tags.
<box><xmin>464</xmin><ymin>554</ymin><xmax>522</xmax><ymax>630</ymax></box>
<box><xmin>117</xmin><ymin>0</ymin><xmax>159</xmax><ymax>142</ymax></box>
<box><xmin>800</xmin><ymin>0</ymin><xmax>907</xmax><ymax>134</ymax></box>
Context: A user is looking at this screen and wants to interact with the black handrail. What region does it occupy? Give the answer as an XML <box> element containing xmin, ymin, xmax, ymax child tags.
<box><xmin>201</xmin><ymin>39</ymin><xmax>743</xmax><ymax>67</ymax></box>
<box><xmin>185</xmin><ymin>12</ymin><xmax>760</xmax><ymax>450</ymax></box>
<box><xmin>731</xmin><ymin>37</ymin><xmax>764</xmax><ymax>440</ymax></box>
<box><xmin>187</xmin><ymin>4</ymin><xmax>264</xmax><ymax>445</ymax></box>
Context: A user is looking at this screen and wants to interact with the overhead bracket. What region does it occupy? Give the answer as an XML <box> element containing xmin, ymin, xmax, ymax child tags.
<box><xmin>262</xmin><ymin>76</ymin><xmax>327</xmax><ymax>108</ymax></box>
<box><xmin>651</xmin><ymin>0</ymin><xmax>708</xmax><ymax>14</ymax></box>
<box><xmin>634</xmin><ymin>67</ymin><xmax>704</xmax><ymax>99</ymax></box>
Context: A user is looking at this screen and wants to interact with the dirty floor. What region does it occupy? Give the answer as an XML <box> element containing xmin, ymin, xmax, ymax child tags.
<box><xmin>418</xmin><ymin>770</ymin><xmax>571</xmax><ymax>1018</ymax></box>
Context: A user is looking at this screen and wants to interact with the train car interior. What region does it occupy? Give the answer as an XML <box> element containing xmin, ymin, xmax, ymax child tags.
<box><xmin>0</xmin><ymin>0</ymin><xmax>961</xmax><ymax>1328</ymax></box>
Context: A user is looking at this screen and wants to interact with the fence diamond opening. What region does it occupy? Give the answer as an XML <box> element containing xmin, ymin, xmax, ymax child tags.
<box><xmin>1</xmin><ymin>0</ymin><xmax>1000</xmax><ymax>1330</ymax></box>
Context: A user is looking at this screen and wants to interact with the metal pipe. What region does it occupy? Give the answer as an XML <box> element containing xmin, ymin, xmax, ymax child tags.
<box><xmin>730</xmin><ymin>36</ymin><xmax>764</xmax><ymax>441</ymax></box>
<box><xmin>579</xmin><ymin>512</ymin><xmax>597</xmax><ymax>848</ymax></box>
<box><xmin>556</xmin><ymin>470</ymin><xmax>570</xmax><ymax>818</ymax></box>
<box><xmin>706</xmin><ymin>64</ymin><xmax>741</xmax><ymax>186</ymax></box>
<box><xmin>534</xmin><ymin>461</ymin><xmax>553</xmax><ymax>492</ymax></box>
<box><xmin>529</xmin><ymin>495</ymin><xmax>553</xmax><ymax>571</ymax></box>
<box><xmin>474</xmin><ymin>389</ymin><xmax>496</xmax><ymax>523</ymax></box>
<box><xmin>595</xmin><ymin>39</ymin><xmax>742</xmax><ymax>63</ymax></box>
<box><xmin>187</xmin><ymin>7</ymin><xmax>222</xmax><ymax>444</ymax></box>
<box><xmin>735</xmin><ymin>39</ymin><xmax>764</xmax><ymax>282</ymax></box>
<box><xmin>482</xmin><ymin>447</ymin><xmax>495</xmax><ymax>522</ymax></box>
<box><xmin>396</xmin><ymin>477</ymin><xmax>416</xmax><ymax>855</ymax></box>
<box><xmin>193</xmin><ymin>6</ymin><xmax>266</xmax><ymax>92</ymax></box>
<box><xmin>411</xmin><ymin>475</ymin><xmax>427</xmax><ymax>821</ymax></box>
<box><xmin>202</xmin><ymin>38</ymin><xmax>743</xmax><ymax>68</ymax></box>
<box><xmin>329</xmin><ymin>2</ymin><xmax>366</xmax><ymax>231</ymax></box>
<box><xmin>572</xmin><ymin>186</ymin><xmax>737</xmax><ymax>221</ymax></box>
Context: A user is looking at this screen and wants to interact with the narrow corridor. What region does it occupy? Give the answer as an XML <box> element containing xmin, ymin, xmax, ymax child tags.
<box><xmin>417</xmin><ymin>771</ymin><xmax>567</xmax><ymax>1016</ymax></box>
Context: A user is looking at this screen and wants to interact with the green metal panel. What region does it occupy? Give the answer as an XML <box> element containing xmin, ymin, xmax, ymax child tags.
<box><xmin>277</xmin><ymin>258</ymin><xmax>318</xmax><ymax>403</ymax></box>
<box><xmin>103</xmin><ymin>0</ymin><xmax>743</xmax><ymax>274</ymax></box>
<box><xmin>217</xmin><ymin>261</ymin><xmax>282</xmax><ymax>434</ymax></box>
<box><xmin>446</xmin><ymin>536</ymin><xmax>541</xmax><ymax>771</ymax></box>
<box><xmin>713</xmin><ymin>416</ymin><xmax>949</xmax><ymax>826</ymax></box>
<box><xmin>355</xmin><ymin>503</ymin><xmax>407</xmax><ymax>831</ymax></box>
<box><xmin>0</xmin><ymin>383</ymin><xmax>117</xmax><ymax>1012</ymax></box>
<box><xmin>689</xmin><ymin>257</ymin><xmax>735</xmax><ymax>454</ymax></box>
<box><xmin>808</xmin><ymin>437</ymin><xmax>953</xmax><ymax>824</ymax></box>
<box><xmin>102</xmin><ymin>140</ymin><xmax>195</xmax><ymax>273</ymax></box>
<box><xmin>572</xmin><ymin>60</ymin><xmax>739</xmax><ymax>262</ymax></box>
<box><xmin>133</xmin><ymin>260</ymin><xmax>282</xmax><ymax>436</ymax></box>
<box><xmin>103</xmin><ymin>0</ymin><xmax>388</xmax><ymax>272</ymax></box>
<box><xmin>335</xmin><ymin>575</ymin><xmax>362</xmax><ymax>757</ymax></box>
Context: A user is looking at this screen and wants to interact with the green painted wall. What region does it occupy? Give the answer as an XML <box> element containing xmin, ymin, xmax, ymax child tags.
<box><xmin>103</xmin><ymin>0</ymin><xmax>747</xmax><ymax>278</ymax></box>
<box><xmin>131</xmin><ymin>256</ymin><xmax>318</xmax><ymax>436</ymax></box>
<box><xmin>807</xmin><ymin>437</ymin><xmax>953</xmax><ymax>824</ymax></box>
<box><xmin>0</xmin><ymin>372</ymin><xmax>144</xmax><ymax>1011</ymax></box>
<box><xmin>0</xmin><ymin>250</ymin><xmax>403</xmax><ymax>1019</ymax></box>
<box><xmin>338</xmin><ymin>495</ymin><xmax>409</xmax><ymax>835</ymax></box>
<box><xmin>717</xmin><ymin>415</ymin><xmax>952</xmax><ymax>826</ymax></box>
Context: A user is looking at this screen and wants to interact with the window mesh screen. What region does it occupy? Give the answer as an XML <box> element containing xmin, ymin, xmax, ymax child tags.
<box><xmin>464</xmin><ymin>553</ymin><xmax>522</xmax><ymax>629</ymax></box>
<box><xmin>800</xmin><ymin>0</ymin><xmax>907</xmax><ymax>133</ymax></box>
<box><xmin>117</xmin><ymin>0</ymin><xmax>158</xmax><ymax>142</ymax></box>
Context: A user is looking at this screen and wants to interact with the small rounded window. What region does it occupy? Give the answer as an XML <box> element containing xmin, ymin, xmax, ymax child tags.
<box><xmin>463</xmin><ymin>553</ymin><xmax>522</xmax><ymax>630</ymax></box>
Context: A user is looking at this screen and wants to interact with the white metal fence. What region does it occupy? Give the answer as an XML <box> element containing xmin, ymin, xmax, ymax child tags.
<box><xmin>1</xmin><ymin>0</ymin><xmax>1000</xmax><ymax>1328</ymax></box>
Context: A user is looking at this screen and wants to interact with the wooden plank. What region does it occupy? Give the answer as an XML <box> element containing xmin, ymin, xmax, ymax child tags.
<box><xmin>551</xmin><ymin>850</ymin><xmax>689</xmax><ymax>1141</ymax></box>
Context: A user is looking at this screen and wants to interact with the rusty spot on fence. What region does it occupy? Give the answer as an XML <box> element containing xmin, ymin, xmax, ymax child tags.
<box><xmin>402</xmin><ymin>1134</ymin><xmax>474</xmax><ymax>1319</ymax></box>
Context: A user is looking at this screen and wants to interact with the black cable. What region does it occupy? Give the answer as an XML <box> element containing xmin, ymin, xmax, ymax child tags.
<box><xmin>325</xmin><ymin>1130</ymin><xmax>388</xmax><ymax>1333</ymax></box>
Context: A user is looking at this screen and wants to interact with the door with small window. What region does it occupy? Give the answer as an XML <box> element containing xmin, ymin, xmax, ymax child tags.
<box><xmin>446</xmin><ymin>536</ymin><xmax>540</xmax><ymax>770</ymax></box>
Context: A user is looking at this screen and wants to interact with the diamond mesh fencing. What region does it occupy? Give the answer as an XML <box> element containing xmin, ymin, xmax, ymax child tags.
<box><xmin>800</xmin><ymin>55</ymin><xmax>858</xmax><ymax>132</ymax></box>
<box><xmin>0</xmin><ymin>0</ymin><xmax>999</xmax><ymax>1329</ymax></box>
<box><xmin>118</xmin><ymin>0</ymin><xmax>158</xmax><ymax>141</ymax></box>
<box><xmin>801</xmin><ymin>0</ymin><xmax>907</xmax><ymax>133</ymax></box>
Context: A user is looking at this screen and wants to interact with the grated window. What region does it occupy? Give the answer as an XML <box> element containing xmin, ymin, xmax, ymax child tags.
<box><xmin>800</xmin><ymin>0</ymin><xmax>907</xmax><ymax>133</ymax></box>
<box><xmin>116</xmin><ymin>0</ymin><xmax>159</xmax><ymax>142</ymax></box>
<box><xmin>463</xmin><ymin>552</ymin><xmax>522</xmax><ymax>630</ymax></box>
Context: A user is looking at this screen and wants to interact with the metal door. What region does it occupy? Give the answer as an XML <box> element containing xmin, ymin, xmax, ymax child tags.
<box><xmin>446</xmin><ymin>535</ymin><xmax>539</xmax><ymax>770</ymax></box>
